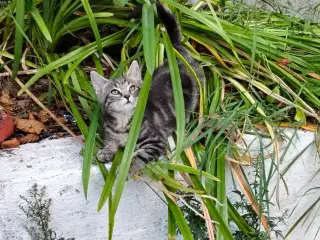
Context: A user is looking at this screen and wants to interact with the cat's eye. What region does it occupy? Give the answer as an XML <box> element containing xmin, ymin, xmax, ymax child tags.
<box><xmin>129</xmin><ymin>85</ymin><xmax>136</xmax><ymax>92</ymax></box>
<box><xmin>111</xmin><ymin>89</ymin><xmax>120</xmax><ymax>95</ymax></box>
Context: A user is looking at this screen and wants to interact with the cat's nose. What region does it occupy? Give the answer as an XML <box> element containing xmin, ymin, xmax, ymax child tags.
<box><xmin>123</xmin><ymin>94</ymin><xmax>130</xmax><ymax>100</ymax></box>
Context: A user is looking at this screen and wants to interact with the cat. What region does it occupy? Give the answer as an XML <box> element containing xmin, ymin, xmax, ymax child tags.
<box><xmin>90</xmin><ymin>2</ymin><xmax>204</xmax><ymax>177</ymax></box>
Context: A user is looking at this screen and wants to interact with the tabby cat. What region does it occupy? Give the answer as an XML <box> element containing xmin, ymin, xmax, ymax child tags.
<box><xmin>91</xmin><ymin>2</ymin><xmax>204</xmax><ymax>177</ymax></box>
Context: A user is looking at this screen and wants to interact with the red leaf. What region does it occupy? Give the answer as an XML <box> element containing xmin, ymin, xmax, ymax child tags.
<box><xmin>0</xmin><ymin>116</ymin><xmax>14</xmax><ymax>142</ymax></box>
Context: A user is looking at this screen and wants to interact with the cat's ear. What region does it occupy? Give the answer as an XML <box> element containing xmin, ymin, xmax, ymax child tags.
<box><xmin>90</xmin><ymin>71</ymin><xmax>110</xmax><ymax>102</ymax></box>
<box><xmin>126</xmin><ymin>60</ymin><xmax>142</xmax><ymax>85</ymax></box>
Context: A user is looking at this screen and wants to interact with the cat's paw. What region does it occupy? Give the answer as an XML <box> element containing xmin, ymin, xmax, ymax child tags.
<box><xmin>97</xmin><ymin>149</ymin><xmax>114</xmax><ymax>163</ymax></box>
<box><xmin>127</xmin><ymin>158</ymin><xmax>146</xmax><ymax>180</ymax></box>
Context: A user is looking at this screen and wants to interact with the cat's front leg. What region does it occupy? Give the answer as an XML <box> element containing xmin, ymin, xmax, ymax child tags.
<box><xmin>128</xmin><ymin>138</ymin><xmax>166</xmax><ymax>178</ymax></box>
<box><xmin>97</xmin><ymin>139</ymin><xmax>119</xmax><ymax>163</ymax></box>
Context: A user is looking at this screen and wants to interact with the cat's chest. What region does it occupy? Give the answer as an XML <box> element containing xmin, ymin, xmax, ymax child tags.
<box><xmin>116</xmin><ymin>117</ymin><xmax>131</xmax><ymax>129</ymax></box>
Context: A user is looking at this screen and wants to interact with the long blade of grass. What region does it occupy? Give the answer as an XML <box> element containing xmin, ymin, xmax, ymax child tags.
<box><xmin>161</xmin><ymin>0</ymin><xmax>239</xmax><ymax>61</ymax></box>
<box><xmin>82</xmin><ymin>103</ymin><xmax>100</xmax><ymax>199</ymax></box>
<box><xmin>167</xmin><ymin>169</ymin><xmax>176</xmax><ymax>240</ymax></box>
<box><xmin>285</xmin><ymin>196</ymin><xmax>320</xmax><ymax>238</ymax></box>
<box><xmin>97</xmin><ymin>150</ymin><xmax>124</xmax><ymax>211</ymax></box>
<box><xmin>165</xmin><ymin>196</ymin><xmax>194</xmax><ymax>240</ymax></box>
<box><xmin>18</xmin><ymin>30</ymin><xmax>127</xmax><ymax>95</ymax></box>
<box><xmin>155</xmin><ymin>162</ymin><xmax>220</xmax><ymax>182</ymax></box>
<box><xmin>142</xmin><ymin>3</ymin><xmax>155</xmax><ymax>74</ymax></box>
<box><xmin>12</xmin><ymin>0</ymin><xmax>25</xmax><ymax>79</ymax></box>
<box><xmin>230</xmin><ymin>161</ymin><xmax>270</xmax><ymax>233</ymax></box>
<box><xmin>30</xmin><ymin>6</ymin><xmax>52</xmax><ymax>42</ymax></box>
<box><xmin>108</xmin><ymin>71</ymin><xmax>152</xmax><ymax>239</ymax></box>
<box><xmin>113</xmin><ymin>0</ymin><xmax>127</xmax><ymax>7</ymax></box>
<box><xmin>216</xmin><ymin>141</ymin><xmax>227</xmax><ymax>240</ymax></box>
<box><xmin>181</xmin><ymin>153</ymin><xmax>234</xmax><ymax>239</ymax></box>
<box><xmin>162</xmin><ymin>29</ymin><xmax>185</xmax><ymax>160</ymax></box>
<box><xmin>80</xmin><ymin>0</ymin><xmax>102</xmax><ymax>55</ymax></box>
<box><xmin>227</xmin><ymin>199</ymin><xmax>256</xmax><ymax>238</ymax></box>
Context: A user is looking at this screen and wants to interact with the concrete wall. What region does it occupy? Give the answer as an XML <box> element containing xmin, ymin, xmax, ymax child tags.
<box><xmin>0</xmin><ymin>129</ymin><xmax>319</xmax><ymax>239</ymax></box>
<box><xmin>242</xmin><ymin>0</ymin><xmax>320</xmax><ymax>21</ymax></box>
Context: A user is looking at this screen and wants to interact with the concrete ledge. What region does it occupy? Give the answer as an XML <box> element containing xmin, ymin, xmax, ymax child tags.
<box><xmin>1</xmin><ymin>129</ymin><xmax>319</xmax><ymax>239</ymax></box>
<box><xmin>0</xmin><ymin>138</ymin><xmax>167</xmax><ymax>240</ymax></box>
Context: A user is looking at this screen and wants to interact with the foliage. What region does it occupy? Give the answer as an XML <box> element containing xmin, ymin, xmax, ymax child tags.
<box><xmin>19</xmin><ymin>183</ymin><xmax>74</xmax><ymax>240</ymax></box>
<box><xmin>177</xmin><ymin>194</ymin><xmax>209</xmax><ymax>240</ymax></box>
<box><xmin>1</xmin><ymin>0</ymin><xmax>320</xmax><ymax>239</ymax></box>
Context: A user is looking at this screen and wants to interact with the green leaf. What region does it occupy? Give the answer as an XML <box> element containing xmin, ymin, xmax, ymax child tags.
<box><xmin>216</xmin><ymin>141</ymin><xmax>228</xmax><ymax>240</ymax></box>
<box><xmin>12</xmin><ymin>0</ymin><xmax>25</xmax><ymax>79</ymax></box>
<box><xmin>294</xmin><ymin>102</ymin><xmax>307</xmax><ymax>123</ymax></box>
<box><xmin>167</xmin><ymin>169</ymin><xmax>176</xmax><ymax>239</ymax></box>
<box><xmin>30</xmin><ymin>6</ymin><xmax>52</xmax><ymax>42</ymax></box>
<box><xmin>108</xmin><ymin>71</ymin><xmax>153</xmax><ymax>239</ymax></box>
<box><xmin>82</xmin><ymin>103</ymin><xmax>100</xmax><ymax>199</ymax></box>
<box><xmin>266</xmin><ymin>86</ymin><xmax>280</xmax><ymax>104</ymax></box>
<box><xmin>17</xmin><ymin>30</ymin><xmax>127</xmax><ymax>96</ymax></box>
<box><xmin>155</xmin><ymin>162</ymin><xmax>220</xmax><ymax>182</ymax></box>
<box><xmin>113</xmin><ymin>0</ymin><xmax>127</xmax><ymax>7</ymax></box>
<box><xmin>285</xmin><ymin>196</ymin><xmax>320</xmax><ymax>238</ymax></box>
<box><xmin>142</xmin><ymin>3</ymin><xmax>156</xmax><ymax>74</ymax></box>
<box><xmin>161</xmin><ymin>0</ymin><xmax>239</xmax><ymax>61</ymax></box>
<box><xmin>166</xmin><ymin>196</ymin><xmax>194</xmax><ymax>240</ymax></box>
<box><xmin>181</xmin><ymin>152</ymin><xmax>234</xmax><ymax>239</ymax></box>
<box><xmin>80</xmin><ymin>0</ymin><xmax>102</xmax><ymax>55</ymax></box>
<box><xmin>97</xmin><ymin>150</ymin><xmax>124</xmax><ymax>211</ymax></box>
<box><xmin>162</xmin><ymin>29</ymin><xmax>185</xmax><ymax>160</ymax></box>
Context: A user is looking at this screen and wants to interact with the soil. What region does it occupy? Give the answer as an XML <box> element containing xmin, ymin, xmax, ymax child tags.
<box><xmin>0</xmin><ymin>76</ymin><xmax>82</xmax><ymax>147</ymax></box>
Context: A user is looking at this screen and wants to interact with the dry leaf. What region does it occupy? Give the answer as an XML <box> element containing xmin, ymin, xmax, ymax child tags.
<box><xmin>57</xmin><ymin>116</ymin><xmax>67</xmax><ymax>125</ymax></box>
<box><xmin>279</xmin><ymin>58</ymin><xmax>291</xmax><ymax>65</ymax></box>
<box><xmin>280</xmin><ymin>122</ymin><xmax>317</xmax><ymax>132</ymax></box>
<box><xmin>39</xmin><ymin>109</ymin><xmax>50</xmax><ymax>123</ymax></box>
<box><xmin>0</xmin><ymin>90</ymin><xmax>14</xmax><ymax>113</ymax></box>
<box><xmin>55</xmin><ymin>133</ymin><xmax>65</xmax><ymax>138</ymax></box>
<box><xmin>15</xmin><ymin>118</ymin><xmax>46</xmax><ymax>134</ymax></box>
<box><xmin>230</xmin><ymin>162</ymin><xmax>270</xmax><ymax>234</ymax></box>
<box><xmin>1</xmin><ymin>138</ymin><xmax>20</xmax><ymax>149</ymax></box>
<box><xmin>0</xmin><ymin>116</ymin><xmax>14</xmax><ymax>142</ymax></box>
<box><xmin>28</xmin><ymin>112</ymin><xmax>35</xmax><ymax>120</ymax></box>
<box><xmin>308</xmin><ymin>72</ymin><xmax>320</xmax><ymax>81</ymax></box>
<box><xmin>0</xmin><ymin>89</ymin><xmax>14</xmax><ymax>106</ymax></box>
<box><xmin>18</xmin><ymin>134</ymin><xmax>40</xmax><ymax>144</ymax></box>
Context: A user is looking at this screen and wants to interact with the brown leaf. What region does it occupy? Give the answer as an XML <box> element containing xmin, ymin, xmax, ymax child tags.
<box><xmin>57</xmin><ymin>116</ymin><xmax>67</xmax><ymax>125</ymax></box>
<box><xmin>279</xmin><ymin>58</ymin><xmax>291</xmax><ymax>65</ymax></box>
<box><xmin>1</xmin><ymin>138</ymin><xmax>20</xmax><ymax>149</ymax></box>
<box><xmin>279</xmin><ymin>122</ymin><xmax>317</xmax><ymax>132</ymax></box>
<box><xmin>55</xmin><ymin>133</ymin><xmax>65</xmax><ymax>138</ymax></box>
<box><xmin>18</xmin><ymin>134</ymin><xmax>40</xmax><ymax>144</ymax></box>
<box><xmin>0</xmin><ymin>89</ymin><xmax>14</xmax><ymax>106</ymax></box>
<box><xmin>39</xmin><ymin>109</ymin><xmax>50</xmax><ymax>123</ymax></box>
<box><xmin>28</xmin><ymin>112</ymin><xmax>35</xmax><ymax>120</ymax></box>
<box><xmin>0</xmin><ymin>116</ymin><xmax>15</xmax><ymax>142</ymax></box>
<box><xmin>230</xmin><ymin>162</ymin><xmax>270</xmax><ymax>234</ymax></box>
<box><xmin>0</xmin><ymin>90</ymin><xmax>14</xmax><ymax>113</ymax></box>
<box><xmin>15</xmin><ymin>118</ymin><xmax>46</xmax><ymax>134</ymax></box>
<box><xmin>308</xmin><ymin>72</ymin><xmax>320</xmax><ymax>81</ymax></box>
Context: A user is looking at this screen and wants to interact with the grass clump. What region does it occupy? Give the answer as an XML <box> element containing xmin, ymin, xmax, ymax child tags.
<box><xmin>1</xmin><ymin>0</ymin><xmax>319</xmax><ymax>239</ymax></box>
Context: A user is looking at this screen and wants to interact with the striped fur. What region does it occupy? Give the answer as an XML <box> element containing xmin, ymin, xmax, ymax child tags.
<box><xmin>91</xmin><ymin>2</ymin><xmax>204</xmax><ymax>177</ymax></box>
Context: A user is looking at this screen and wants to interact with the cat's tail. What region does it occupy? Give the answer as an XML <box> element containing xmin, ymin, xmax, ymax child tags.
<box><xmin>155</xmin><ymin>2</ymin><xmax>181</xmax><ymax>47</ymax></box>
<box><xmin>128</xmin><ymin>2</ymin><xmax>186</xmax><ymax>56</ymax></box>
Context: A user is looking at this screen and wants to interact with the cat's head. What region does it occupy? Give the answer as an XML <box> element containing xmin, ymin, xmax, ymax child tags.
<box><xmin>90</xmin><ymin>60</ymin><xmax>142</xmax><ymax>115</ymax></box>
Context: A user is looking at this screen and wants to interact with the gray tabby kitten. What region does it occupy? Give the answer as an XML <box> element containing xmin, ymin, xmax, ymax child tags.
<box><xmin>91</xmin><ymin>2</ymin><xmax>204</xmax><ymax>176</ymax></box>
